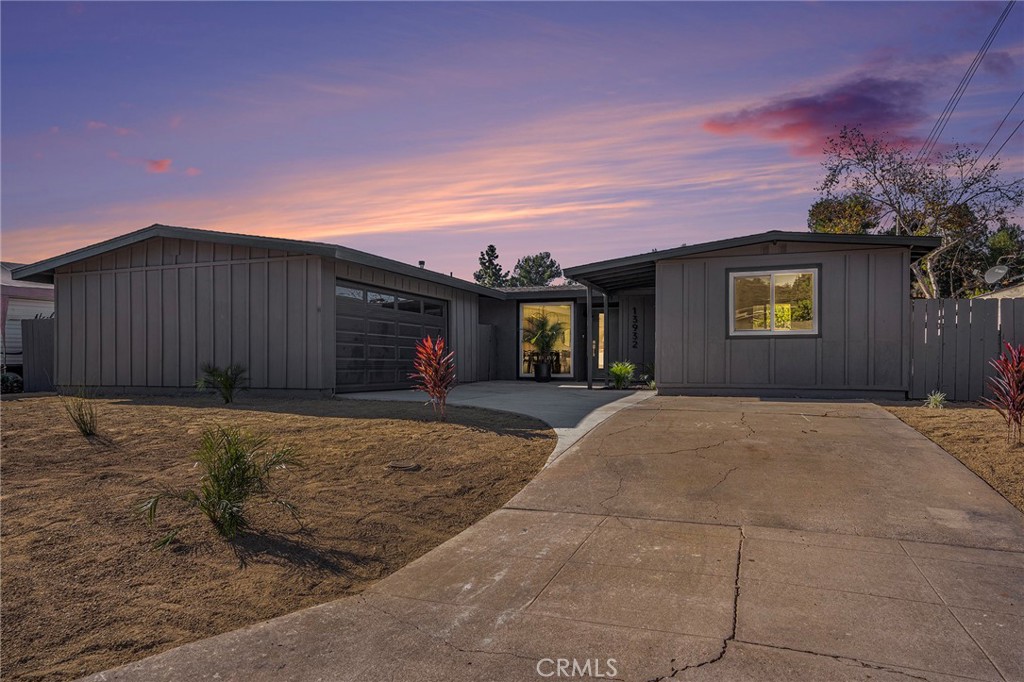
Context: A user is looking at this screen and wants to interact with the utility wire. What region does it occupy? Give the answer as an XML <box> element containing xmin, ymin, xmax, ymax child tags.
<box><xmin>917</xmin><ymin>0</ymin><xmax>1015</xmax><ymax>161</ymax></box>
<box><xmin>978</xmin><ymin>89</ymin><xmax>1024</xmax><ymax>160</ymax></box>
<box><xmin>987</xmin><ymin>115</ymin><xmax>1024</xmax><ymax>165</ymax></box>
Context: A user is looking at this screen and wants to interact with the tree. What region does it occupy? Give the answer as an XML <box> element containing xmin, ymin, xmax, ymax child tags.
<box><xmin>510</xmin><ymin>252</ymin><xmax>562</xmax><ymax>287</ymax></box>
<box><xmin>808</xmin><ymin>194</ymin><xmax>880</xmax><ymax>234</ymax></box>
<box><xmin>814</xmin><ymin>126</ymin><xmax>1024</xmax><ymax>298</ymax></box>
<box><xmin>473</xmin><ymin>244</ymin><xmax>509</xmax><ymax>287</ymax></box>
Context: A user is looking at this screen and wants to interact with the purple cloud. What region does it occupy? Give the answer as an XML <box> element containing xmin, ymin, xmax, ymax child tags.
<box><xmin>704</xmin><ymin>77</ymin><xmax>927</xmax><ymax>156</ymax></box>
<box><xmin>982</xmin><ymin>51</ymin><xmax>1017</xmax><ymax>78</ymax></box>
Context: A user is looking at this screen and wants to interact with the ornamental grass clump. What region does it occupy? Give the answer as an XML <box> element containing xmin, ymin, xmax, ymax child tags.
<box><xmin>981</xmin><ymin>342</ymin><xmax>1024</xmax><ymax>445</ymax></box>
<box><xmin>609</xmin><ymin>361</ymin><xmax>636</xmax><ymax>389</ymax></box>
<box><xmin>141</xmin><ymin>426</ymin><xmax>301</xmax><ymax>543</ymax></box>
<box><xmin>409</xmin><ymin>335</ymin><xmax>457</xmax><ymax>420</ymax></box>
<box><xmin>924</xmin><ymin>390</ymin><xmax>947</xmax><ymax>409</ymax></box>
<box><xmin>196</xmin><ymin>362</ymin><xmax>248</xmax><ymax>404</ymax></box>
<box><xmin>60</xmin><ymin>390</ymin><xmax>98</xmax><ymax>437</ymax></box>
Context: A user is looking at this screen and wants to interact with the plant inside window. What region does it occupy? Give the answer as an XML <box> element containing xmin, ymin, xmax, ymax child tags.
<box><xmin>523</xmin><ymin>313</ymin><xmax>565</xmax><ymax>382</ymax></box>
<box><xmin>732</xmin><ymin>271</ymin><xmax>816</xmax><ymax>334</ymax></box>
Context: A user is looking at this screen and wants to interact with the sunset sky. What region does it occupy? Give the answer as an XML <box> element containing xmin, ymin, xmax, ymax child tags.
<box><xmin>2</xmin><ymin>2</ymin><xmax>1022</xmax><ymax>278</ymax></box>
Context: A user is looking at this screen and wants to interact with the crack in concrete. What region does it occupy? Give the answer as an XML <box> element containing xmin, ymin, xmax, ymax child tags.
<box><xmin>707</xmin><ymin>466</ymin><xmax>739</xmax><ymax>495</ymax></box>
<box><xmin>597</xmin><ymin>468</ymin><xmax>626</xmax><ymax>512</ymax></box>
<box><xmin>898</xmin><ymin>542</ymin><xmax>1008</xmax><ymax>682</ymax></box>
<box><xmin>733</xmin><ymin>641</ymin><xmax>933</xmax><ymax>681</ymax></box>
<box><xmin>644</xmin><ymin>526</ymin><xmax>932</xmax><ymax>682</ymax></box>
<box><xmin>594</xmin><ymin>410</ymin><xmax>755</xmax><ymax>461</ymax></box>
<box><xmin>361</xmin><ymin>596</ymin><xmax>542</xmax><ymax>667</ymax></box>
<box><xmin>646</xmin><ymin>529</ymin><xmax>744</xmax><ymax>682</ymax></box>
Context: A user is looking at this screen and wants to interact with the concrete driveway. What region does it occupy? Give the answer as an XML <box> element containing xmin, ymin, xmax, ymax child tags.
<box><xmin>85</xmin><ymin>396</ymin><xmax>1024</xmax><ymax>682</ymax></box>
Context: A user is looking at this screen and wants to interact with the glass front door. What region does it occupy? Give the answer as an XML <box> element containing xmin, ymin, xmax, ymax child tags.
<box><xmin>519</xmin><ymin>302</ymin><xmax>573</xmax><ymax>377</ymax></box>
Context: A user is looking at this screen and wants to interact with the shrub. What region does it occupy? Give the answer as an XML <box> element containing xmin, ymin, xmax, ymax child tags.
<box><xmin>1</xmin><ymin>372</ymin><xmax>23</xmax><ymax>394</ymax></box>
<box><xmin>408</xmin><ymin>336</ymin><xmax>457</xmax><ymax>420</ymax></box>
<box><xmin>638</xmin><ymin>363</ymin><xmax>656</xmax><ymax>390</ymax></box>
<box><xmin>609</xmin><ymin>361</ymin><xmax>636</xmax><ymax>389</ymax></box>
<box><xmin>141</xmin><ymin>426</ymin><xmax>301</xmax><ymax>541</ymax></box>
<box><xmin>980</xmin><ymin>342</ymin><xmax>1024</xmax><ymax>445</ymax></box>
<box><xmin>924</xmin><ymin>390</ymin><xmax>947</xmax><ymax>409</ymax></box>
<box><xmin>196</xmin><ymin>363</ymin><xmax>248</xmax><ymax>404</ymax></box>
<box><xmin>60</xmin><ymin>390</ymin><xmax>98</xmax><ymax>437</ymax></box>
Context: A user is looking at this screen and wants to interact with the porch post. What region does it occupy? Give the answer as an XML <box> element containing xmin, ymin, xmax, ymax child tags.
<box><xmin>585</xmin><ymin>285</ymin><xmax>593</xmax><ymax>389</ymax></box>
<box><xmin>602</xmin><ymin>291</ymin><xmax>610</xmax><ymax>387</ymax></box>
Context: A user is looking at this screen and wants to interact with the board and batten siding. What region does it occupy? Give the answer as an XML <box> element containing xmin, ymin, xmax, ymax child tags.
<box><xmin>330</xmin><ymin>260</ymin><xmax>480</xmax><ymax>384</ymax></box>
<box><xmin>655</xmin><ymin>246</ymin><xmax>911</xmax><ymax>396</ymax></box>
<box><xmin>615</xmin><ymin>292</ymin><xmax>655</xmax><ymax>370</ymax></box>
<box><xmin>54</xmin><ymin>236</ymin><xmax>331</xmax><ymax>392</ymax></box>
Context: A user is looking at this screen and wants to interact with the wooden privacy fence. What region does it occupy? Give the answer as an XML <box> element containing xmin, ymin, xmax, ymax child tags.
<box><xmin>910</xmin><ymin>298</ymin><xmax>1024</xmax><ymax>401</ymax></box>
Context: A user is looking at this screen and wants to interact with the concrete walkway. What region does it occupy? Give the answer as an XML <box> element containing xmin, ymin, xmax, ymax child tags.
<box><xmin>339</xmin><ymin>380</ymin><xmax>653</xmax><ymax>464</ymax></box>
<box><xmin>85</xmin><ymin>397</ymin><xmax>1024</xmax><ymax>682</ymax></box>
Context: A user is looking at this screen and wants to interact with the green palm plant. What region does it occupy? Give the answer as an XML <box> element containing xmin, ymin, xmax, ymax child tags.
<box><xmin>140</xmin><ymin>426</ymin><xmax>301</xmax><ymax>543</ymax></box>
<box><xmin>522</xmin><ymin>314</ymin><xmax>565</xmax><ymax>358</ymax></box>
<box><xmin>196</xmin><ymin>363</ymin><xmax>248</xmax><ymax>404</ymax></box>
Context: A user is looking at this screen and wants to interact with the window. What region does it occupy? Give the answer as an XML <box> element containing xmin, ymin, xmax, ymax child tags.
<box><xmin>519</xmin><ymin>302</ymin><xmax>573</xmax><ymax>377</ymax></box>
<box><xmin>336</xmin><ymin>284</ymin><xmax>364</xmax><ymax>301</ymax></box>
<box><xmin>396</xmin><ymin>297</ymin><xmax>421</xmax><ymax>313</ymax></box>
<box><xmin>730</xmin><ymin>268</ymin><xmax>817</xmax><ymax>335</ymax></box>
<box><xmin>367</xmin><ymin>291</ymin><xmax>395</xmax><ymax>308</ymax></box>
<box><xmin>423</xmin><ymin>301</ymin><xmax>444</xmax><ymax>317</ymax></box>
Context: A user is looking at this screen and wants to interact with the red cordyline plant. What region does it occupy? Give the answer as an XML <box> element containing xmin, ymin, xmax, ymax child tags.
<box><xmin>980</xmin><ymin>342</ymin><xmax>1024</xmax><ymax>445</ymax></box>
<box><xmin>408</xmin><ymin>336</ymin><xmax>457</xmax><ymax>420</ymax></box>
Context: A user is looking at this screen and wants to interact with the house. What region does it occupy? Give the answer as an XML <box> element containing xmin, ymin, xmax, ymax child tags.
<box><xmin>975</xmin><ymin>282</ymin><xmax>1024</xmax><ymax>299</ymax></box>
<box><xmin>12</xmin><ymin>224</ymin><xmax>939</xmax><ymax>398</ymax></box>
<box><xmin>1</xmin><ymin>262</ymin><xmax>54</xmax><ymax>373</ymax></box>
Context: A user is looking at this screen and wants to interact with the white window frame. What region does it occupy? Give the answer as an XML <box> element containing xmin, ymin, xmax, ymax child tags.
<box><xmin>518</xmin><ymin>301</ymin><xmax>575</xmax><ymax>378</ymax></box>
<box><xmin>728</xmin><ymin>267</ymin><xmax>819</xmax><ymax>336</ymax></box>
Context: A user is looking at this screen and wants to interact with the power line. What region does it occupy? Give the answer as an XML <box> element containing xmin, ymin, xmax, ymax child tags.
<box><xmin>987</xmin><ymin>115</ymin><xmax>1024</xmax><ymax>165</ymax></box>
<box><xmin>978</xmin><ymin>89</ymin><xmax>1024</xmax><ymax>161</ymax></box>
<box><xmin>917</xmin><ymin>0</ymin><xmax>1016</xmax><ymax>161</ymax></box>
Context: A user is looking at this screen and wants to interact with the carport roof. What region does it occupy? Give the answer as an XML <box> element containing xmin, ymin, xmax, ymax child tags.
<box><xmin>12</xmin><ymin>224</ymin><xmax>503</xmax><ymax>298</ymax></box>
<box><xmin>563</xmin><ymin>230</ymin><xmax>941</xmax><ymax>291</ymax></box>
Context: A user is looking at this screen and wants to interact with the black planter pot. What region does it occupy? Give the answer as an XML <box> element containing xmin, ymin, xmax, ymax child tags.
<box><xmin>533</xmin><ymin>361</ymin><xmax>552</xmax><ymax>383</ymax></box>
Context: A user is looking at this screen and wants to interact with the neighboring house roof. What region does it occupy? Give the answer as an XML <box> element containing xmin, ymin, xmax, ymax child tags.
<box><xmin>2</xmin><ymin>262</ymin><xmax>54</xmax><ymax>292</ymax></box>
<box><xmin>564</xmin><ymin>230</ymin><xmax>942</xmax><ymax>291</ymax></box>
<box><xmin>12</xmin><ymin>224</ymin><xmax>502</xmax><ymax>298</ymax></box>
<box><xmin>975</xmin><ymin>282</ymin><xmax>1024</xmax><ymax>299</ymax></box>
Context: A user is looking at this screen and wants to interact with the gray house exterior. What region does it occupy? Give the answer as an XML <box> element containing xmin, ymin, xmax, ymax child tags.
<box><xmin>12</xmin><ymin>225</ymin><xmax>490</xmax><ymax>394</ymax></box>
<box><xmin>13</xmin><ymin>225</ymin><xmax>938</xmax><ymax>399</ymax></box>
<box><xmin>565</xmin><ymin>231</ymin><xmax>940</xmax><ymax>398</ymax></box>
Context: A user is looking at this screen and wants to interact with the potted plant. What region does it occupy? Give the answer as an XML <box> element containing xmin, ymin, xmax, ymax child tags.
<box><xmin>523</xmin><ymin>313</ymin><xmax>565</xmax><ymax>383</ymax></box>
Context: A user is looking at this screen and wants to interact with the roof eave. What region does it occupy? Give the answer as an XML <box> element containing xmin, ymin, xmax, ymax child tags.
<box><xmin>565</xmin><ymin>232</ymin><xmax>944</xmax><ymax>285</ymax></box>
<box><xmin>11</xmin><ymin>224</ymin><xmax>505</xmax><ymax>299</ymax></box>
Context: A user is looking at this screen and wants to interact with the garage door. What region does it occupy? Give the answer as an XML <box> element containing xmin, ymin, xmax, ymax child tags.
<box><xmin>335</xmin><ymin>279</ymin><xmax>447</xmax><ymax>391</ymax></box>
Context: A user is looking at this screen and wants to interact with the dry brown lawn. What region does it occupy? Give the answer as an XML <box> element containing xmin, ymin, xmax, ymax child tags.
<box><xmin>0</xmin><ymin>395</ymin><xmax>555</xmax><ymax>681</ymax></box>
<box><xmin>885</xmin><ymin>402</ymin><xmax>1024</xmax><ymax>513</ymax></box>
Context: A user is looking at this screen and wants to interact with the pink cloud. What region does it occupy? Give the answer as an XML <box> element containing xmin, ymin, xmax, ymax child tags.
<box><xmin>184</xmin><ymin>167</ymin><xmax>202</xmax><ymax>177</ymax></box>
<box><xmin>146</xmin><ymin>159</ymin><xmax>173</xmax><ymax>174</ymax></box>
<box><xmin>169</xmin><ymin>115</ymin><xmax>183</xmax><ymax>129</ymax></box>
<box><xmin>85</xmin><ymin>119</ymin><xmax>136</xmax><ymax>136</ymax></box>
<box><xmin>703</xmin><ymin>77</ymin><xmax>926</xmax><ymax>157</ymax></box>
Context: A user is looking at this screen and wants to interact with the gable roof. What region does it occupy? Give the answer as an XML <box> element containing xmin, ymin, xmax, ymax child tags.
<box><xmin>12</xmin><ymin>224</ymin><xmax>502</xmax><ymax>298</ymax></box>
<box><xmin>564</xmin><ymin>230</ymin><xmax>941</xmax><ymax>291</ymax></box>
